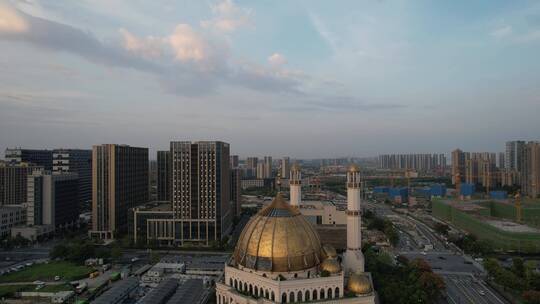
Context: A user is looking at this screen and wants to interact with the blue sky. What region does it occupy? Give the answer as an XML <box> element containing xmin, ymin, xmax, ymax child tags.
<box><xmin>0</xmin><ymin>0</ymin><xmax>539</xmax><ymax>158</ymax></box>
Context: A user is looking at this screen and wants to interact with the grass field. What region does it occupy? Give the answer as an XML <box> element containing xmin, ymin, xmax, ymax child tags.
<box><xmin>0</xmin><ymin>261</ymin><xmax>94</xmax><ymax>283</ymax></box>
<box><xmin>0</xmin><ymin>285</ymin><xmax>34</xmax><ymax>298</ymax></box>
<box><xmin>0</xmin><ymin>284</ymin><xmax>74</xmax><ymax>298</ymax></box>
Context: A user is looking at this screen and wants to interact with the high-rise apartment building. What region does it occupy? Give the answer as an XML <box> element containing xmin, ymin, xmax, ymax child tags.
<box><xmin>0</xmin><ymin>163</ymin><xmax>42</xmax><ymax>205</ymax></box>
<box><xmin>170</xmin><ymin>141</ymin><xmax>231</xmax><ymax>245</ymax></box>
<box><xmin>451</xmin><ymin>149</ymin><xmax>469</xmax><ymax>184</ymax></box>
<box><xmin>90</xmin><ymin>144</ymin><xmax>148</xmax><ymax>240</ymax></box>
<box><xmin>521</xmin><ymin>142</ymin><xmax>540</xmax><ymax>198</ymax></box>
<box><xmin>464</xmin><ymin>152</ymin><xmax>497</xmax><ymax>188</ymax></box>
<box><xmin>497</xmin><ymin>152</ymin><xmax>506</xmax><ymax>169</ymax></box>
<box><xmin>256</xmin><ymin>162</ymin><xmax>265</xmax><ymax>179</ymax></box>
<box><xmin>230</xmin><ymin>168</ymin><xmax>241</xmax><ymax>217</ymax></box>
<box><xmin>5</xmin><ymin>148</ymin><xmax>53</xmax><ymax>171</ymax></box>
<box><xmin>27</xmin><ymin>171</ymin><xmax>79</xmax><ymax>229</ymax></box>
<box><xmin>506</xmin><ymin>141</ymin><xmax>526</xmax><ymax>171</ymax></box>
<box><xmin>246</xmin><ymin>157</ymin><xmax>258</xmax><ymax>178</ymax></box>
<box><xmin>52</xmin><ymin>149</ymin><xmax>92</xmax><ymax>209</ymax></box>
<box><xmin>157</xmin><ymin>151</ymin><xmax>171</xmax><ymax>202</ymax></box>
<box><xmin>281</xmin><ymin>157</ymin><xmax>290</xmax><ymax>179</ymax></box>
<box><xmin>264</xmin><ymin>156</ymin><xmax>272</xmax><ymax>178</ymax></box>
<box><xmin>230</xmin><ymin>155</ymin><xmax>239</xmax><ymax>168</ymax></box>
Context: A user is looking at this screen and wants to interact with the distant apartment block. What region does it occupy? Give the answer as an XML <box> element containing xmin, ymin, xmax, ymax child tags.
<box><xmin>5</xmin><ymin>148</ymin><xmax>53</xmax><ymax>170</ymax></box>
<box><xmin>281</xmin><ymin>157</ymin><xmax>290</xmax><ymax>179</ymax></box>
<box><xmin>90</xmin><ymin>144</ymin><xmax>148</xmax><ymax>240</ymax></box>
<box><xmin>521</xmin><ymin>141</ymin><xmax>540</xmax><ymax>198</ymax></box>
<box><xmin>505</xmin><ymin>140</ymin><xmax>526</xmax><ymax>171</ymax></box>
<box><xmin>379</xmin><ymin>153</ymin><xmax>446</xmax><ymax>172</ymax></box>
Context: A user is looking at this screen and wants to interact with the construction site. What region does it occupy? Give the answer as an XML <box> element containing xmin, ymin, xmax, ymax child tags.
<box><xmin>432</xmin><ymin>197</ymin><xmax>540</xmax><ymax>253</ymax></box>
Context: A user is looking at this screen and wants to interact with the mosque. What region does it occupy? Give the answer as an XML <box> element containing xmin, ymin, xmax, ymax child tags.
<box><xmin>216</xmin><ymin>164</ymin><xmax>377</xmax><ymax>304</ymax></box>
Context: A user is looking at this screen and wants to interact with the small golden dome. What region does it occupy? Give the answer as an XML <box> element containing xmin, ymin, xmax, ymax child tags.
<box><xmin>233</xmin><ymin>193</ymin><xmax>322</xmax><ymax>272</ymax></box>
<box><xmin>348</xmin><ymin>163</ymin><xmax>360</xmax><ymax>173</ymax></box>
<box><xmin>321</xmin><ymin>244</ymin><xmax>337</xmax><ymax>259</ymax></box>
<box><xmin>291</xmin><ymin>162</ymin><xmax>301</xmax><ymax>172</ymax></box>
<box><xmin>348</xmin><ymin>273</ymin><xmax>372</xmax><ymax>295</ymax></box>
<box><xmin>320</xmin><ymin>258</ymin><xmax>341</xmax><ymax>274</ymax></box>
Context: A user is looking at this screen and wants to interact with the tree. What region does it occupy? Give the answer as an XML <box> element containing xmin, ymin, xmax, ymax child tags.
<box><xmin>150</xmin><ymin>251</ymin><xmax>161</xmax><ymax>264</ymax></box>
<box><xmin>512</xmin><ymin>257</ymin><xmax>525</xmax><ymax>277</ymax></box>
<box><xmin>523</xmin><ymin>290</ymin><xmax>540</xmax><ymax>304</ymax></box>
<box><xmin>434</xmin><ymin>223</ymin><xmax>450</xmax><ymax>236</ymax></box>
<box><xmin>111</xmin><ymin>244</ymin><xmax>122</xmax><ymax>261</ymax></box>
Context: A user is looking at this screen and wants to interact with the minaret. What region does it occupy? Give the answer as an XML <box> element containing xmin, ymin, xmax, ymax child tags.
<box><xmin>290</xmin><ymin>163</ymin><xmax>301</xmax><ymax>207</ymax></box>
<box><xmin>343</xmin><ymin>163</ymin><xmax>365</xmax><ymax>273</ymax></box>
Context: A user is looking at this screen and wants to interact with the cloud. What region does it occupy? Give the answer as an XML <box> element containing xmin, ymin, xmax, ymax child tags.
<box><xmin>119</xmin><ymin>28</ymin><xmax>164</xmax><ymax>59</ymax></box>
<box><xmin>490</xmin><ymin>25</ymin><xmax>512</xmax><ymax>38</ymax></box>
<box><xmin>169</xmin><ymin>24</ymin><xmax>211</xmax><ymax>62</ymax></box>
<box><xmin>0</xmin><ymin>4</ymin><xmax>305</xmax><ymax>97</ymax></box>
<box><xmin>515</xmin><ymin>29</ymin><xmax>540</xmax><ymax>43</ymax></box>
<box><xmin>0</xmin><ymin>4</ymin><xmax>160</xmax><ymax>73</ymax></box>
<box><xmin>201</xmin><ymin>0</ymin><xmax>252</xmax><ymax>33</ymax></box>
<box><xmin>0</xmin><ymin>4</ymin><xmax>29</xmax><ymax>33</ymax></box>
<box><xmin>268</xmin><ymin>53</ymin><xmax>287</xmax><ymax>66</ymax></box>
<box><xmin>309</xmin><ymin>12</ymin><xmax>338</xmax><ymax>53</ymax></box>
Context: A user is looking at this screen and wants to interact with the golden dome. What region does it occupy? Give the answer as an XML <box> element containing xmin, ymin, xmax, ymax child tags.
<box><xmin>233</xmin><ymin>193</ymin><xmax>322</xmax><ymax>272</ymax></box>
<box><xmin>291</xmin><ymin>162</ymin><xmax>301</xmax><ymax>172</ymax></box>
<box><xmin>348</xmin><ymin>163</ymin><xmax>360</xmax><ymax>173</ymax></box>
<box><xmin>347</xmin><ymin>273</ymin><xmax>372</xmax><ymax>295</ymax></box>
<box><xmin>321</xmin><ymin>244</ymin><xmax>337</xmax><ymax>259</ymax></box>
<box><xmin>320</xmin><ymin>258</ymin><xmax>341</xmax><ymax>274</ymax></box>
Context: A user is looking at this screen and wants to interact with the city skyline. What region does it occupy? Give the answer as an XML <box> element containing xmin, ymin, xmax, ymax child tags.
<box><xmin>1</xmin><ymin>1</ymin><xmax>540</xmax><ymax>158</ymax></box>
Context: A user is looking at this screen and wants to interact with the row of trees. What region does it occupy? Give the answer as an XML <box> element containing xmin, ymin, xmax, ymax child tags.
<box><xmin>364</xmin><ymin>246</ymin><xmax>445</xmax><ymax>303</ymax></box>
<box><xmin>50</xmin><ymin>239</ymin><xmax>122</xmax><ymax>263</ymax></box>
<box><xmin>450</xmin><ymin>234</ymin><xmax>493</xmax><ymax>255</ymax></box>
<box><xmin>483</xmin><ymin>258</ymin><xmax>540</xmax><ymax>304</ymax></box>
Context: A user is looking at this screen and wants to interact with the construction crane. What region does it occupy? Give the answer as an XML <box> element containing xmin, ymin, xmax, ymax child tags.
<box><xmin>515</xmin><ymin>191</ymin><xmax>522</xmax><ymax>223</ymax></box>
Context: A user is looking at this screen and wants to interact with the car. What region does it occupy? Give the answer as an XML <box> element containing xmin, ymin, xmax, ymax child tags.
<box><xmin>131</xmin><ymin>257</ymin><xmax>140</xmax><ymax>263</ymax></box>
<box><xmin>438</xmin><ymin>256</ymin><xmax>446</xmax><ymax>260</ymax></box>
<box><xmin>478</xmin><ymin>290</ymin><xmax>485</xmax><ymax>296</ymax></box>
<box><xmin>35</xmin><ymin>284</ymin><xmax>44</xmax><ymax>290</ymax></box>
<box><xmin>54</xmin><ymin>276</ymin><xmax>61</xmax><ymax>281</ymax></box>
<box><xmin>421</xmin><ymin>251</ymin><xmax>427</xmax><ymax>255</ymax></box>
<box><xmin>33</xmin><ymin>280</ymin><xmax>45</xmax><ymax>285</ymax></box>
<box><xmin>25</xmin><ymin>262</ymin><xmax>33</xmax><ymax>267</ymax></box>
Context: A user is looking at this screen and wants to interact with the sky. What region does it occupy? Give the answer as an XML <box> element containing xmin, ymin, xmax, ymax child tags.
<box><xmin>0</xmin><ymin>0</ymin><xmax>539</xmax><ymax>158</ymax></box>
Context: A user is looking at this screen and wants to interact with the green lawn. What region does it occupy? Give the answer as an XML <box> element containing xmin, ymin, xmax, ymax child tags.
<box><xmin>0</xmin><ymin>285</ymin><xmax>34</xmax><ymax>298</ymax></box>
<box><xmin>0</xmin><ymin>261</ymin><xmax>94</xmax><ymax>283</ymax></box>
<box><xmin>0</xmin><ymin>284</ymin><xmax>74</xmax><ymax>298</ymax></box>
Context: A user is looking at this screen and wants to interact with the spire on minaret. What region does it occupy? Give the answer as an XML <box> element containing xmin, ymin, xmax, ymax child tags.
<box><xmin>290</xmin><ymin>162</ymin><xmax>302</xmax><ymax>207</ymax></box>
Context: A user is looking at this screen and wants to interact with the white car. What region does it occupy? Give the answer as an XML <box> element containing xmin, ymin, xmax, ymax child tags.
<box><xmin>54</xmin><ymin>276</ymin><xmax>61</xmax><ymax>281</ymax></box>
<box><xmin>33</xmin><ymin>280</ymin><xmax>45</xmax><ymax>285</ymax></box>
<box><xmin>478</xmin><ymin>290</ymin><xmax>486</xmax><ymax>296</ymax></box>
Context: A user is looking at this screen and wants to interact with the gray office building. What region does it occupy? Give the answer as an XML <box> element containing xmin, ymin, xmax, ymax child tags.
<box><xmin>5</xmin><ymin>148</ymin><xmax>53</xmax><ymax>171</ymax></box>
<box><xmin>27</xmin><ymin>171</ymin><xmax>79</xmax><ymax>229</ymax></box>
<box><xmin>0</xmin><ymin>163</ymin><xmax>42</xmax><ymax>205</ymax></box>
<box><xmin>90</xmin><ymin>144</ymin><xmax>148</xmax><ymax>240</ymax></box>
<box><xmin>52</xmin><ymin>149</ymin><xmax>92</xmax><ymax>209</ymax></box>
<box><xmin>157</xmin><ymin>151</ymin><xmax>171</xmax><ymax>202</ymax></box>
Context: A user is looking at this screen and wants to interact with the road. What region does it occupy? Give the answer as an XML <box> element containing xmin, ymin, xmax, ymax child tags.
<box><xmin>443</xmin><ymin>274</ymin><xmax>506</xmax><ymax>304</ymax></box>
<box><xmin>365</xmin><ymin>201</ymin><xmax>508</xmax><ymax>304</ymax></box>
